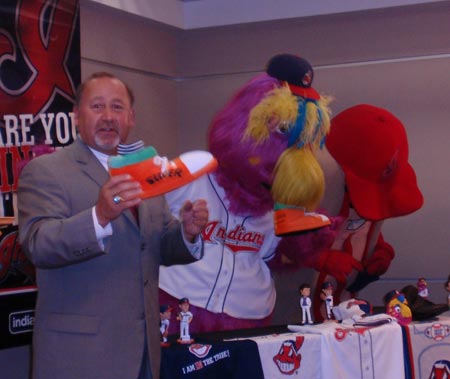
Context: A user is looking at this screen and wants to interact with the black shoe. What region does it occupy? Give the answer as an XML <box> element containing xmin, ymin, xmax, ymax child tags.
<box><xmin>401</xmin><ymin>285</ymin><xmax>449</xmax><ymax>321</ymax></box>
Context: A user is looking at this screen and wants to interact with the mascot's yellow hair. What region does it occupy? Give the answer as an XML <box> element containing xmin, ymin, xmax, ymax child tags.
<box><xmin>271</xmin><ymin>148</ymin><xmax>325</xmax><ymax>211</ymax></box>
<box><xmin>243</xmin><ymin>84</ymin><xmax>332</xmax><ymax>210</ymax></box>
<box><xmin>244</xmin><ymin>86</ymin><xmax>298</xmax><ymax>144</ymax></box>
<box><xmin>242</xmin><ymin>82</ymin><xmax>333</xmax><ymax>211</ymax></box>
<box><xmin>244</xmin><ymin>84</ymin><xmax>332</xmax><ymax>148</ymax></box>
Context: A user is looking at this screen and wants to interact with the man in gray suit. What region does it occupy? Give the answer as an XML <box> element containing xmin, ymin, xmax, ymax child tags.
<box><xmin>18</xmin><ymin>72</ymin><xmax>208</xmax><ymax>379</ymax></box>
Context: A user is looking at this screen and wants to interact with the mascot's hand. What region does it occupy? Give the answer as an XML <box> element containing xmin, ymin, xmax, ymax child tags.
<box><xmin>363</xmin><ymin>238</ymin><xmax>395</xmax><ymax>276</ymax></box>
<box><xmin>270</xmin><ymin>218</ymin><xmax>342</xmax><ymax>271</ymax></box>
<box><xmin>346</xmin><ymin>236</ymin><xmax>395</xmax><ymax>293</ymax></box>
<box><xmin>316</xmin><ymin>240</ymin><xmax>363</xmax><ymax>284</ymax></box>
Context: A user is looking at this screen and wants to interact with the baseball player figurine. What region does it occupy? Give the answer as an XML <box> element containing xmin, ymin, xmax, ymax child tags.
<box><xmin>160</xmin><ymin>305</ymin><xmax>172</xmax><ymax>347</ymax></box>
<box><xmin>417</xmin><ymin>277</ymin><xmax>429</xmax><ymax>298</ymax></box>
<box><xmin>320</xmin><ymin>282</ymin><xmax>334</xmax><ymax>321</ymax></box>
<box><xmin>299</xmin><ymin>283</ymin><xmax>313</xmax><ymax>324</ymax></box>
<box><xmin>177</xmin><ymin>298</ymin><xmax>194</xmax><ymax>344</ymax></box>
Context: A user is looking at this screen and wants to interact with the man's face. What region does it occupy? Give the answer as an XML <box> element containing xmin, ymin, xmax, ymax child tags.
<box><xmin>74</xmin><ymin>77</ymin><xmax>135</xmax><ymax>155</ymax></box>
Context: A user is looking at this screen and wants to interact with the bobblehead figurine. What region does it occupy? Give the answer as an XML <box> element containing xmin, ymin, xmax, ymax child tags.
<box><xmin>160</xmin><ymin>305</ymin><xmax>172</xmax><ymax>347</ymax></box>
<box><xmin>417</xmin><ymin>277</ymin><xmax>429</xmax><ymax>298</ymax></box>
<box><xmin>384</xmin><ymin>289</ymin><xmax>412</xmax><ymax>326</ymax></box>
<box><xmin>299</xmin><ymin>283</ymin><xmax>313</xmax><ymax>324</ymax></box>
<box><xmin>320</xmin><ymin>282</ymin><xmax>334</xmax><ymax>320</ymax></box>
<box><xmin>177</xmin><ymin>298</ymin><xmax>194</xmax><ymax>344</ymax></box>
<box><xmin>159</xmin><ymin>52</ymin><xmax>359</xmax><ymax>334</ymax></box>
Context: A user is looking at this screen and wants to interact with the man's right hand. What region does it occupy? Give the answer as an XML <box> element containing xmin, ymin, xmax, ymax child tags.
<box><xmin>95</xmin><ymin>174</ymin><xmax>142</xmax><ymax>227</ymax></box>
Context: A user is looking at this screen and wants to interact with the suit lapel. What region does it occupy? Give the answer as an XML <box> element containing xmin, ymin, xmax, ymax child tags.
<box><xmin>71</xmin><ymin>139</ymin><xmax>139</xmax><ymax>228</ymax></box>
<box><xmin>72</xmin><ymin>139</ymin><xmax>109</xmax><ymax>187</ymax></box>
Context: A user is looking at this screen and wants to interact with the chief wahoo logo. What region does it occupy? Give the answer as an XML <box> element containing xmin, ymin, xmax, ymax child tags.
<box><xmin>273</xmin><ymin>336</ymin><xmax>305</xmax><ymax>375</ymax></box>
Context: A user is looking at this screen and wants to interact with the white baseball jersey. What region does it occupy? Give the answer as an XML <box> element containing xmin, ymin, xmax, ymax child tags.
<box><xmin>179</xmin><ymin>311</ymin><xmax>193</xmax><ymax>340</ymax></box>
<box><xmin>402</xmin><ymin>316</ymin><xmax>450</xmax><ymax>379</ymax></box>
<box><xmin>179</xmin><ymin>311</ymin><xmax>193</xmax><ymax>323</ymax></box>
<box><xmin>300</xmin><ymin>297</ymin><xmax>312</xmax><ymax>309</ymax></box>
<box><xmin>320</xmin><ymin>321</ymin><xmax>404</xmax><ymax>379</ymax></box>
<box><xmin>289</xmin><ymin>320</ymin><xmax>405</xmax><ymax>379</ymax></box>
<box><xmin>300</xmin><ymin>297</ymin><xmax>313</xmax><ymax>324</ymax></box>
<box><xmin>245</xmin><ymin>332</ymin><xmax>322</xmax><ymax>379</ymax></box>
<box><xmin>160</xmin><ymin>174</ymin><xmax>280</xmax><ymax>319</ymax></box>
<box><xmin>160</xmin><ymin>319</ymin><xmax>170</xmax><ymax>335</ymax></box>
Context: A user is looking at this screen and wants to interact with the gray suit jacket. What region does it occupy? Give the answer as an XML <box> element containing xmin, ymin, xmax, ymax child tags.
<box><xmin>18</xmin><ymin>139</ymin><xmax>198</xmax><ymax>379</ymax></box>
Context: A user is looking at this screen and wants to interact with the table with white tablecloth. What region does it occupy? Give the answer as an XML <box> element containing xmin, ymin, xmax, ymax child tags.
<box><xmin>161</xmin><ymin>316</ymin><xmax>450</xmax><ymax>379</ymax></box>
<box><xmin>245</xmin><ymin>319</ymin><xmax>405</xmax><ymax>379</ymax></box>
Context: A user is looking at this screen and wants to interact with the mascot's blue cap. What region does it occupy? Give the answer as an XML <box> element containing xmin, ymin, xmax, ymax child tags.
<box><xmin>266</xmin><ymin>53</ymin><xmax>320</xmax><ymax>100</ymax></box>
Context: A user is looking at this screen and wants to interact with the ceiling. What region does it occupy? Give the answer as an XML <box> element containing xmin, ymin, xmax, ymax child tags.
<box><xmin>87</xmin><ymin>0</ymin><xmax>443</xmax><ymax>29</ymax></box>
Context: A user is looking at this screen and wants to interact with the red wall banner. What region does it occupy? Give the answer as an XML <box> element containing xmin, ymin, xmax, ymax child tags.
<box><xmin>0</xmin><ymin>0</ymin><xmax>80</xmax><ymax>348</ymax></box>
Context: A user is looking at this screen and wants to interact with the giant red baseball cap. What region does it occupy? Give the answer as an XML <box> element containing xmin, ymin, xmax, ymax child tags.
<box><xmin>326</xmin><ymin>104</ymin><xmax>423</xmax><ymax>221</ymax></box>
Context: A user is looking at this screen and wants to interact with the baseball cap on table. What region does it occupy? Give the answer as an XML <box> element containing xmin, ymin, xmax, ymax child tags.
<box><xmin>266</xmin><ymin>53</ymin><xmax>320</xmax><ymax>100</ymax></box>
<box><xmin>326</xmin><ymin>104</ymin><xmax>423</xmax><ymax>221</ymax></box>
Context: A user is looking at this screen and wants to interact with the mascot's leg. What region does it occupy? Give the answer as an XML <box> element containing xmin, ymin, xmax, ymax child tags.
<box><xmin>159</xmin><ymin>289</ymin><xmax>272</xmax><ymax>334</ymax></box>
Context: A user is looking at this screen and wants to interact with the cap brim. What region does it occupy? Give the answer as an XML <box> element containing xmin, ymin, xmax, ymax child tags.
<box><xmin>343</xmin><ymin>161</ymin><xmax>424</xmax><ymax>221</ymax></box>
<box><xmin>288</xmin><ymin>83</ymin><xmax>320</xmax><ymax>100</ymax></box>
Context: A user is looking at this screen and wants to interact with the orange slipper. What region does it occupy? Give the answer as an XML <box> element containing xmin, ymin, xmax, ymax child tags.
<box><xmin>109</xmin><ymin>146</ymin><xmax>218</xmax><ymax>199</ymax></box>
<box><xmin>274</xmin><ymin>203</ymin><xmax>330</xmax><ymax>236</ymax></box>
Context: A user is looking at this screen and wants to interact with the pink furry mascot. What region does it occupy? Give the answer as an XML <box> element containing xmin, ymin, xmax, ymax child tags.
<box><xmin>159</xmin><ymin>54</ymin><xmax>361</xmax><ymax>333</ymax></box>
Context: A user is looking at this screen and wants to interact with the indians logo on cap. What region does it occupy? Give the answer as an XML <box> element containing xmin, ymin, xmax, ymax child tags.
<box><xmin>301</xmin><ymin>70</ymin><xmax>313</xmax><ymax>87</ymax></box>
<box><xmin>273</xmin><ymin>336</ymin><xmax>304</xmax><ymax>375</ymax></box>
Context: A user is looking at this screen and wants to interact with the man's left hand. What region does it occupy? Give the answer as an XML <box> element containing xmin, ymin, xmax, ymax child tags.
<box><xmin>180</xmin><ymin>199</ymin><xmax>208</xmax><ymax>242</ymax></box>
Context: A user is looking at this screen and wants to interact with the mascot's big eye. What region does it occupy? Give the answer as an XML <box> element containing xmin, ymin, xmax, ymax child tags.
<box><xmin>276</xmin><ymin>121</ymin><xmax>291</xmax><ymax>135</ymax></box>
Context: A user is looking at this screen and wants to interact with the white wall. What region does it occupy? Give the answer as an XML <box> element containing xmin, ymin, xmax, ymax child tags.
<box><xmin>88</xmin><ymin>0</ymin><xmax>444</xmax><ymax>29</ymax></box>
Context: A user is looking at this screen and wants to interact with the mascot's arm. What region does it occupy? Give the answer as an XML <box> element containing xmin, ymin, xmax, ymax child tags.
<box><xmin>346</xmin><ymin>233</ymin><xmax>394</xmax><ymax>293</ymax></box>
<box><xmin>269</xmin><ymin>222</ymin><xmax>337</xmax><ymax>270</ymax></box>
<box><xmin>314</xmin><ymin>235</ymin><xmax>364</xmax><ymax>284</ymax></box>
<box><xmin>315</xmin><ymin>247</ymin><xmax>363</xmax><ymax>284</ymax></box>
<box><xmin>363</xmin><ymin>233</ymin><xmax>395</xmax><ymax>276</ymax></box>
